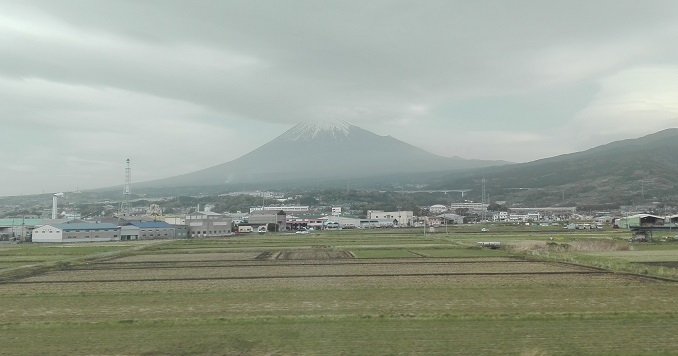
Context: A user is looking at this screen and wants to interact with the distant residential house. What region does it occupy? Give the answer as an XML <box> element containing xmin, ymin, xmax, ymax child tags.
<box><xmin>32</xmin><ymin>223</ymin><xmax>119</xmax><ymax>243</ymax></box>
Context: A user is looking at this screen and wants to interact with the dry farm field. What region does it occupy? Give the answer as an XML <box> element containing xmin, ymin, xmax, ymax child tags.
<box><xmin>1</xmin><ymin>228</ymin><xmax>677</xmax><ymax>355</ymax></box>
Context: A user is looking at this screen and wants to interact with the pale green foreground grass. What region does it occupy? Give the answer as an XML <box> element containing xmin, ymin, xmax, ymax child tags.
<box><xmin>1</xmin><ymin>228</ymin><xmax>678</xmax><ymax>355</ymax></box>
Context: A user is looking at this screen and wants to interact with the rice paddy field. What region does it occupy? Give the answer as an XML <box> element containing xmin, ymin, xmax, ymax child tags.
<box><xmin>1</xmin><ymin>227</ymin><xmax>678</xmax><ymax>355</ymax></box>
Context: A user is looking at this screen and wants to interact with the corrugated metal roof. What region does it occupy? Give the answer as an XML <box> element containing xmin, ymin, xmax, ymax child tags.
<box><xmin>53</xmin><ymin>223</ymin><xmax>118</xmax><ymax>231</ymax></box>
<box><xmin>0</xmin><ymin>218</ymin><xmax>46</xmax><ymax>227</ymax></box>
<box><xmin>188</xmin><ymin>211</ymin><xmax>222</xmax><ymax>216</ymax></box>
<box><xmin>287</xmin><ymin>214</ymin><xmax>324</xmax><ymax>219</ymax></box>
<box><xmin>249</xmin><ymin>210</ymin><xmax>286</xmax><ymax>215</ymax></box>
<box><xmin>126</xmin><ymin>221</ymin><xmax>173</xmax><ymax>228</ymax></box>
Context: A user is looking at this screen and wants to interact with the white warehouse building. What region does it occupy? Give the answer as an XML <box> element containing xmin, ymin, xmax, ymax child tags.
<box><xmin>367</xmin><ymin>210</ymin><xmax>414</xmax><ymax>227</ymax></box>
<box><xmin>429</xmin><ymin>204</ymin><xmax>448</xmax><ymax>214</ymax></box>
<box><xmin>449</xmin><ymin>203</ymin><xmax>488</xmax><ymax>212</ymax></box>
<box><xmin>32</xmin><ymin>223</ymin><xmax>120</xmax><ymax>243</ymax></box>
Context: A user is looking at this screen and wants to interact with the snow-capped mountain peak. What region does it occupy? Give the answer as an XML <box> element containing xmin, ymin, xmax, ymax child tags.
<box><xmin>279</xmin><ymin>119</ymin><xmax>353</xmax><ymax>142</ymax></box>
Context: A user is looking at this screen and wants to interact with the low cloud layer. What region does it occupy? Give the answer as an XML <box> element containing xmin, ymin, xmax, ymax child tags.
<box><xmin>2</xmin><ymin>1</ymin><xmax>678</xmax><ymax>195</ymax></box>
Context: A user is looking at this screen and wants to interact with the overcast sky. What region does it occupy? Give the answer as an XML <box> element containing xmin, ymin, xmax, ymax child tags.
<box><xmin>2</xmin><ymin>0</ymin><xmax>678</xmax><ymax>196</ymax></box>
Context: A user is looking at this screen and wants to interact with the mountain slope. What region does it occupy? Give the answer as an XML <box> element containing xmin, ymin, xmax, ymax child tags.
<box><xmin>430</xmin><ymin>128</ymin><xmax>678</xmax><ymax>207</ymax></box>
<box><xmin>144</xmin><ymin>120</ymin><xmax>510</xmax><ymax>188</ymax></box>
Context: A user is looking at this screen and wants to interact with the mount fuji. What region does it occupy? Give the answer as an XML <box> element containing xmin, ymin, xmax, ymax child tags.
<box><xmin>143</xmin><ymin>120</ymin><xmax>510</xmax><ymax>189</ymax></box>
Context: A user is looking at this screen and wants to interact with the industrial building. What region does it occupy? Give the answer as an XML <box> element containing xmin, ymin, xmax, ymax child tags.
<box><xmin>429</xmin><ymin>204</ymin><xmax>448</xmax><ymax>214</ymax></box>
<box><xmin>248</xmin><ymin>210</ymin><xmax>287</xmax><ymax>231</ymax></box>
<box><xmin>367</xmin><ymin>210</ymin><xmax>414</xmax><ymax>227</ymax></box>
<box><xmin>435</xmin><ymin>213</ymin><xmax>464</xmax><ymax>225</ymax></box>
<box><xmin>250</xmin><ymin>205</ymin><xmax>309</xmax><ymax>213</ymax></box>
<box><xmin>449</xmin><ymin>203</ymin><xmax>488</xmax><ymax>212</ymax></box>
<box><xmin>616</xmin><ymin>214</ymin><xmax>666</xmax><ymax>229</ymax></box>
<box><xmin>32</xmin><ymin>223</ymin><xmax>119</xmax><ymax>243</ymax></box>
<box><xmin>186</xmin><ymin>209</ymin><xmax>233</xmax><ymax>237</ymax></box>
<box><xmin>121</xmin><ymin>221</ymin><xmax>176</xmax><ymax>240</ymax></box>
<box><xmin>0</xmin><ymin>218</ymin><xmax>46</xmax><ymax>241</ymax></box>
<box><xmin>287</xmin><ymin>215</ymin><xmax>325</xmax><ymax>230</ymax></box>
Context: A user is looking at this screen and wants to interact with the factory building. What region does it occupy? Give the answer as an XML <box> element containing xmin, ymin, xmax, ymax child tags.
<box><xmin>186</xmin><ymin>210</ymin><xmax>233</xmax><ymax>237</ymax></box>
<box><xmin>248</xmin><ymin>210</ymin><xmax>287</xmax><ymax>231</ymax></box>
<box><xmin>32</xmin><ymin>223</ymin><xmax>119</xmax><ymax>243</ymax></box>
<box><xmin>429</xmin><ymin>204</ymin><xmax>448</xmax><ymax>214</ymax></box>
<box><xmin>121</xmin><ymin>221</ymin><xmax>176</xmax><ymax>240</ymax></box>
<box><xmin>449</xmin><ymin>203</ymin><xmax>488</xmax><ymax>212</ymax></box>
<box><xmin>367</xmin><ymin>210</ymin><xmax>414</xmax><ymax>227</ymax></box>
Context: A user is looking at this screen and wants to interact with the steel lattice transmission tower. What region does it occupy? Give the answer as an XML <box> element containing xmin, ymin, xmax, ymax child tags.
<box><xmin>481</xmin><ymin>177</ymin><xmax>487</xmax><ymax>221</ymax></box>
<box><xmin>481</xmin><ymin>177</ymin><xmax>486</xmax><ymax>205</ymax></box>
<box><xmin>120</xmin><ymin>158</ymin><xmax>132</xmax><ymax>216</ymax></box>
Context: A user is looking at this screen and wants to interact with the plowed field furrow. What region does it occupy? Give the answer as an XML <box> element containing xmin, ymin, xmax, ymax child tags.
<box><xmin>11</xmin><ymin>271</ymin><xmax>614</xmax><ymax>284</ymax></box>
<box><xmin>69</xmin><ymin>259</ymin><xmax>533</xmax><ymax>270</ymax></box>
<box><xmin>108</xmin><ymin>252</ymin><xmax>263</xmax><ymax>262</ymax></box>
<box><xmin>0</xmin><ymin>273</ymin><xmax>655</xmax><ymax>295</ymax></box>
<box><xmin>19</xmin><ymin>261</ymin><xmax>593</xmax><ymax>282</ymax></box>
<box><xmin>99</xmin><ymin>256</ymin><xmax>521</xmax><ymax>265</ymax></box>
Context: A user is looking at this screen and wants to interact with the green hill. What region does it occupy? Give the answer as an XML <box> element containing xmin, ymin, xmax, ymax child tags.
<box><xmin>429</xmin><ymin>128</ymin><xmax>678</xmax><ymax>209</ymax></box>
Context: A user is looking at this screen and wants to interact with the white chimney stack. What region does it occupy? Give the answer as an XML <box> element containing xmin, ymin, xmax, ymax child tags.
<box><xmin>52</xmin><ymin>192</ymin><xmax>64</xmax><ymax>220</ymax></box>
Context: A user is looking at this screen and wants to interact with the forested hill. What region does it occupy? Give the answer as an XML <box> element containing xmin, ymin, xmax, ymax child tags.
<box><xmin>428</xmin><ymin>128</ymin><xmax>678</xmax><ymax>208</ymax></box>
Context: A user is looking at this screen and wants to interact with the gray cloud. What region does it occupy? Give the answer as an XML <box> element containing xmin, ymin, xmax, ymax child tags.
<box><xmin>2</xmin><ymin>0</ymin><xmax>678</xmax><ymax>195</ymax></box>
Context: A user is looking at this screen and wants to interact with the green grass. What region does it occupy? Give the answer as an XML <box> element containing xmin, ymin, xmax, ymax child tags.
<box><xmin>411</xmin><ymin>248</ymin><xmax>508</xmax><ymax>257</ymax></box>
<box><xmin>1</xmin><ymin>230</ymin><xmax>678</xmax><ymax>354</ymax></box>
<box><xmin>2</xmin><ymin>315</ymin><xmax>678</xmax><ymax>355</ymax></box>
<box><xmin>589</xmin><ymin>249</ymin><xmax>678</xmax><ymax>262</ymax></box>
<box><xmin>350</xmin><ymin>249</ymin><xmax>417</xmax><ymax>258</ymax></box>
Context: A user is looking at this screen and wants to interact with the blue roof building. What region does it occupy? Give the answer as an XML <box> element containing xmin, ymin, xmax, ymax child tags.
<box><xmin>125</xmin><ymin>221</ymin><xmax>173</xmax><ymax>229</ymax></box>
<box><xmin>33</xmin><ymin>223</ymin><xmax>120</xmax><ymax>243</ymax></box>
<box><xmin>121</xmin><ymin>221</ymin><xmax>176</xmax><ymax>240</ymax></box>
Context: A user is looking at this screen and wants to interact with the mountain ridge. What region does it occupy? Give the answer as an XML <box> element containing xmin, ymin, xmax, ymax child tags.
<box><xmin>140</xmin><ymin>120</ymin><xmax>510</xmax><ymax>189</ymax></box>
<box><xmin>428</xmin><ymin>128</ymin><xmax>678</xmax><ymax>207</ymax></box>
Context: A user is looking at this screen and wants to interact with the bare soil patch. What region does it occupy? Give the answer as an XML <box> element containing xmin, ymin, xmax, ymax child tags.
<box><xmin>637</xmin><ymin>261</ymin><xmax>678</xmax><ymax>269</ymax></box>
<box><xmin>276</xmin><ymin>249</ymin><xmax>354</xmax><ymax>260</ymax></box>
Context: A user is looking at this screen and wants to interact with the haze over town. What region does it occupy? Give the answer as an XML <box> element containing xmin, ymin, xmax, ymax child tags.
<box><xmin>2</xmin><ymin>0</ymin><xmax>678</xmax><ymax>196</ymax></box>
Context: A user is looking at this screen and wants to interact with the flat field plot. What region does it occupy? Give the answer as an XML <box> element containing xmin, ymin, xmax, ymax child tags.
<box><xmin>1</xmin><ymin>234</ymin><xmax>677</xmax><ymax>355</ymax></box>
<box><xmin>591</xmin><ymin>249</ymin><xmax>678</xmax><ymax>262</ymax></box>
